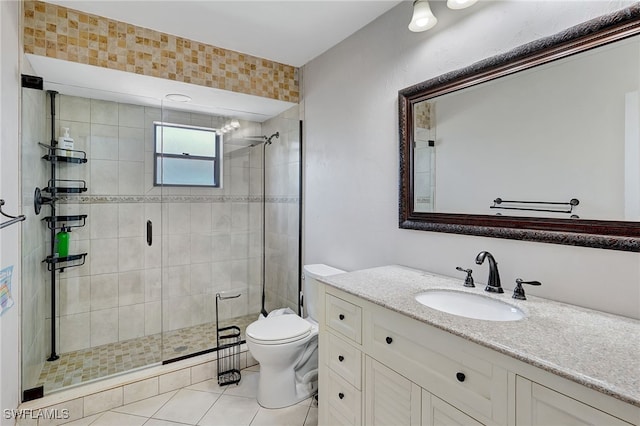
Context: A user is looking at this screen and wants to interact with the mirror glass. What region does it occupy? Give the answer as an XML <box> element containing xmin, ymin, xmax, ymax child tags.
<box><xmin>399</xmin><ymin>7</ymin><xmax>640</xmax><ymax>251</ymax></box>
<box><xmin>412</xmin><ymin>35</ymin><xmax>639</xmax><ymax>221</ymax></box>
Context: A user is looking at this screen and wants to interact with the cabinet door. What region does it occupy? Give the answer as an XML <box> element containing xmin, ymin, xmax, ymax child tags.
<box><xmin>515</xmin><ymin>376</ymin><xmax>631</xmax><ymax>426</ymax></box>
<box><xmin>365</xmin><ymin>357</ymin><xmax>421</xmax><ymax>426</ymax></box>
<box><xmin>422</xmin><ymin>391</ymin><xmax>484</xmax><ymax>426</ymax></box>
<box><xmin>364</xmin><ymin>303</ymin><xmax>508</xmax><ymax>424</ymax></box>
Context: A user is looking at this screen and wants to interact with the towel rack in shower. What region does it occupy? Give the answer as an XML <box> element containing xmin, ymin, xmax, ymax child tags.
<box><xmin>0</xmin><ymin>199</ymin><xmax>25</xmax><ymax>229</ymax></box>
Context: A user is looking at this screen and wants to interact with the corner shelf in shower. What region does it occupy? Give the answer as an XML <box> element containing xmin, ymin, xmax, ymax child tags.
<box><xmin>39</xmin><ymin>142</ymin><xmax>88</xmax><ymax>164</ymax></box>
<box><xmin>35</xmin><ymin>91</ymin><xmax>91</xmax><ymax>364</ymax></box>
<box><xmin>43</xmin><ymin>253</ymin><xmax>88</xmax><ymax>272</ymax></box>
<box><xmin>42</xmin><ymin>214</ymin><xmax>88</xmax><ymax>230</ymax></box>
<box><xmin>42</xmin><ymin>179</ymin><xmax>88</xmax><ymax>194</ymax></box>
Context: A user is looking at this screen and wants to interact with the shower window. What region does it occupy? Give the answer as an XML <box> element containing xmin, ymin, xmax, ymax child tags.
<box><xmin>154</xmin><ymin>122</ymin><xmax>221</xmax><ymax>187</ymax></box>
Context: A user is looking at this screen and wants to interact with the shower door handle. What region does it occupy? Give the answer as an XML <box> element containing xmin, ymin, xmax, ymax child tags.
<box><xmin>146</xmin><ymin>220</ymin><xmax>152</xmax><ymax>246</ymax></box>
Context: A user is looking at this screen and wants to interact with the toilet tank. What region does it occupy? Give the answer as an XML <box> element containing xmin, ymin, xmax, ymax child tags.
<box><xmin>302</xmin><ymin>264</ymin><xmax>345</xmax><ymax>321</ymax></box>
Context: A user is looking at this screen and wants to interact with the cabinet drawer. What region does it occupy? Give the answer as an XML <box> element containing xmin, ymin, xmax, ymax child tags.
<box><xmin>328</xmin><ymin>369</ymin><xmax>362</xmax><ymax>425</ymax></box>
<box><xmin>328</xmin><ymin>332</ymin><xmax>362</xmax><ymax>389</ymax></box>
<box><xmin>364</xmin><ymin>304</ymin><xmax>508</xmax><ymax>425</ymax></box>
<box><xmin>326</xmin><ymin>294</ymin><xmax>362</xmax><ymax>344</ymax></box>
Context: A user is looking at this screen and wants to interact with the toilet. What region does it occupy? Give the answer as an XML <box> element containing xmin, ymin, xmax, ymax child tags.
<box><xmin>246</xmin><ymin>264</ymin><xmax>345</xmax><ymax>409</ymax></box>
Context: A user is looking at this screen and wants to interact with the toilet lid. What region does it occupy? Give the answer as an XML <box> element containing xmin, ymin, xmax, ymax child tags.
<box><xmin>246</xmin><ymin>315</ymin><xmax>312</xmax><ymax>345</ymax></box>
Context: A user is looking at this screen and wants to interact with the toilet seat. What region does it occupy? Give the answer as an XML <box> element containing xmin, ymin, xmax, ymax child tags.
<box><xmin>246</xmin><ymin>315</ymin><xmax>313</xmax><ymax>345</ymax></box>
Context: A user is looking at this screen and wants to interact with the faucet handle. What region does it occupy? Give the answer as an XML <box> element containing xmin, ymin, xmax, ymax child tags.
<box><xmin>512</xmin><ymin>278</ymin><xmax>542</xmax><ymax>300</ymax></box>
<box><xmin>455</xmin><ymin>267</ymin><xmax>475</xmax><ymax>288</ymax></box>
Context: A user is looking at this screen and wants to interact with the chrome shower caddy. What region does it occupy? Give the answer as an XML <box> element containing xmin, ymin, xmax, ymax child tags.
<box><xmin>215</xmin><ymin>293</ymin><xmax>242</xmax><ymax>386</ymax></box>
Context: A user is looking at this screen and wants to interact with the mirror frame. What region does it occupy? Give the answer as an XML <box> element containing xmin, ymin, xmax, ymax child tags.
<box><xmin>399</xmin><ymin>5</ymin><xmax>640</xmax><ymax>252</ymax></box>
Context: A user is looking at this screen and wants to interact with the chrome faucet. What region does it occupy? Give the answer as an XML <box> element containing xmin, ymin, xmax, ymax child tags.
<box><xmin>475</xmin><ymin>251</ymin><xmax>503</xmax><ymax>293</ymax></box>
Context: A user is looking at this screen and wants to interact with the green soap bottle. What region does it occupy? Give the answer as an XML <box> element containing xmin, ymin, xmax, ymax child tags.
<box><xmin>55</xmin><ymin>226</ymin><xmax>70</xmax><ymax>258</ymax></box>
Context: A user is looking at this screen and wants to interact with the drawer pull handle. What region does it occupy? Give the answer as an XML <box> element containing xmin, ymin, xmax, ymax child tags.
<box><xmin>339</xmin><ymin>314</ymin><xmax>345</xmax><ymax>320</ymax></box>
<box><xmin>338</xmin><ymin>355</ymin><xmax>344</xmax><ymax>362</ymax></box>
<box><xmin>456</xmin><ymin>372</ymin><xmax>466</xmax><ymax>382</ymax></box>
<box><xmin>385</xmin><ymin>336</ymin><xmax>393</xmax><ymax>344</ymax></box>
<box><xmin>338</xmin><ymin>392</ymin><xmax>345</xmax><ymax>400</ymax></box>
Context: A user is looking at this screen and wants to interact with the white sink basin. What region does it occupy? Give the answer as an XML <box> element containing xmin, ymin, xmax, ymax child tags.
<box><xmin>415</xmin><ymin>290</ymin><xmax>525</xmax><ymax>321</ymax></box>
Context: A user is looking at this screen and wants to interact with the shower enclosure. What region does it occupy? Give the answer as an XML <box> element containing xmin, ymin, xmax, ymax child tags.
<box><xmin>20</xmin><ymin>82</ymin><xmax>301</xmax><ymax>398</ymax></box>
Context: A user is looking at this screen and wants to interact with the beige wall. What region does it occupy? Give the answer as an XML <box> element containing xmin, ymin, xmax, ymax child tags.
<box><xmin>303</xmin><ymin>1</ymin><xmax>640</xmax><ymax>319</ymax></box>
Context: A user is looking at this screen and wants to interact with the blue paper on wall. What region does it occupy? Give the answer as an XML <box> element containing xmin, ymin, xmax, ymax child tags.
<box><xmin>0</xmin><ymin>265</ymin><xmax>15</xmax><ymax>316</ymax></box>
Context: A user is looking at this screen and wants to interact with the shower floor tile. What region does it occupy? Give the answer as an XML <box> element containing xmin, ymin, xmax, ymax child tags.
<box><xmin>37</xmin><ymin>314</ymin><xmax>257</xmax><ymax>393</ymax></box>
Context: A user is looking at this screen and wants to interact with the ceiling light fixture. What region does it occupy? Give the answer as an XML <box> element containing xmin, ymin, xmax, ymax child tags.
<box><xmin>408</xmin><ymin>0</ymin><xmax>438</xmax><ymax>32</ymax></box>
<box><xmin>164</xmin><ymin>93</ymin><xmax>191</xmax><ymax>102</ymax></box>
<box><xmin>409</xmin><ymin>0</ymin><xmax>477</xmax><ymax>33</ymax></box>
<box><xmin>447</xmin><ymin>0</ymin><xmax>478</xmax><ymax>10</ymax></box>
<box><xmin>218</xmin><ymin>119</ymin><xmax>241</xmax><ymax>135</ymax></box>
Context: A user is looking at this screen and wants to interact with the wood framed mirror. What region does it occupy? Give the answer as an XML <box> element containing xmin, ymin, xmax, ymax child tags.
<box><xmin>399</xmin><ymin>5</ymin><xmax>640</xmax><ymax>252</ymax></box>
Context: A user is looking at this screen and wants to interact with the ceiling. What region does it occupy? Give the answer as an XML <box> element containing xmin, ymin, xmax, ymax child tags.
<box><xmin>46</xmin><ymin>0</ymin><xmax>404</xmax><ymax>68</ymax></box>
<box><xmin>33</xmin><ymin>0</ymin><xmax>404</xmax><ymax>121</ymax></box>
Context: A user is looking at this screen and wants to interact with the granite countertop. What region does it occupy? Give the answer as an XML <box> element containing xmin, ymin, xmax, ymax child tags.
<box><xmin>319</xmin><ymin>265</ymin><xmax>640</xmax><ymax>407</ymax></box>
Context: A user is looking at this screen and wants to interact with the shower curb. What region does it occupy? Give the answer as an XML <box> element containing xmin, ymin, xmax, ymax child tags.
<box><xmin>16</xmin><ymin>345</ymin><xmax>257</xmax><ymax>425</ymax></box>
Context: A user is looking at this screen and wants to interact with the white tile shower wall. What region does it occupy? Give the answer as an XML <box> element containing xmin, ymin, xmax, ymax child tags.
<box><xmin>263</xmin><ymin>105</ymin><xmax>301</xmax><ymax>313</ymax></box>
<box><xmin>40</xmin><ymin>94</ymin><xmax>264</xmax><ymax>353</ymax></box>
<box><xmin>20</xmin><ymin>87</ymin><xmax>48</xmax><ymax>391</ymax></box>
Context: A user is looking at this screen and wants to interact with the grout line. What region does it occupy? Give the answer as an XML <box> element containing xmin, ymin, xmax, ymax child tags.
<box><xmin>192</xmin><ymin>393</ymin><xmax>218</xmax><ymax>426</ymax></box>
<box><xmin>150</xmin><ymin>390</ymin><xmax>178</xmax><ymax>420</ymax></box>
<box><xmin>302</xmin><ymin>405</ymin><xmax>311</xmax><ymax>426</ymax></box>
<box><xmin>248</xmin><ymin>406</ymin><xmax>260</xmax><ymax>426</ymax></box>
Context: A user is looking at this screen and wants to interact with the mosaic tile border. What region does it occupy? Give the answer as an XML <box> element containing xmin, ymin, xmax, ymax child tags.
<box><xmin>57</xmin><ymin>195</ymin><xmax>300</xmax><ymax>204</ymax></box>
<box><xmin>23</xmin><ymin>1</ymin><xmax>299</xmax><ymax>102</ymax></box>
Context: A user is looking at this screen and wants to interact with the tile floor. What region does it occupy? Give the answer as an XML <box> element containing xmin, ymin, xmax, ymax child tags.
<box><xmin>62</xmin><ymin>366</ymin><xmax>318</xmax><ymax>426</ymax></box>
<box><xmin>38</xmin><ymin>315</ymin><xmax>257</xmax><ymax>393</ymax></box>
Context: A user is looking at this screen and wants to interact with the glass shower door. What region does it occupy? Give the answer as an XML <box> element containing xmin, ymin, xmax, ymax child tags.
<box><xmin>157</xmin><ymin>98</ymin><xmax>265</xmax><ymax>363</ymax></box>
<box><xmin>262</xmin><ymin>106</ymin><xmax>302</xmax><ymax>316</ymax></box>
<box><xmin>20</xmin><ymin>85</ymin><xmax>167</xmax><ymax>397</ymax></box>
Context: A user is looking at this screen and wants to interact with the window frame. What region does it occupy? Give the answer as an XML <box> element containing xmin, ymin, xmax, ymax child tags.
<box><xmin>153</xmin><ymin>121</ymin><xmax>222</xmax><ymax>188</ymax></box>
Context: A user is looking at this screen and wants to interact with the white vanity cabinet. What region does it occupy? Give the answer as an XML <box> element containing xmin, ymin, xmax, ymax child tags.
<box><xmin>423</xmin><ymin>392</ymin><xmax>484</xmax><ymax>426</ymax></box>
<box><xmin>365</xmin><ymin>356</ymin><xmax>421</xmax><ymax>425</ymax></box>
<box><xmin>364</xmin><ymin>301</ymin><xmax>508</xmax><ymax>425</ymax></box>
<box><xmin>318</xmin><ymin>284</ymin><xmax>638</xmax><ymax>426</ymax></box>
<box><xmin>515</xmin><ymin>377</ymin><xmax>631</xmax><ymax>426</ymax></box>
<box><xmin>364</xmin><ymin>357</ymin><xmax>481</xmax><ymax>426</ymax></box>
<box><xmin>320</xmin><ymin>292</ymin><xmax>364</xmax><ymax>425</ymax></box>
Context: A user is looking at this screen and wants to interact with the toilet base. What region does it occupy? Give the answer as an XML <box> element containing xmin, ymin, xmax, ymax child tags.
<box><xmin>256</xmin><ymin>362</ymin><xmax>317</xmax><ymax>409</ymax></box>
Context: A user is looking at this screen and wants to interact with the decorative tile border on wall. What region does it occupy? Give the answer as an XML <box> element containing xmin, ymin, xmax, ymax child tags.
<box><xmin>57</xmin><ymin>195</ymin><xmax>300</xmax><ymax>204</ymax></box>
<box><xmin>22</xmin><ymin>1</ymin><xmax>299</xmax><ymax>102</ymax></box>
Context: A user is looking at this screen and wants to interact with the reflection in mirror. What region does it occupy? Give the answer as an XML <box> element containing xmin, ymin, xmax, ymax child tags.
<box><xmin>413</xmin><ymin>102</ymin><xmax>435</xmax><ymax>212</ymax></box>
<box><xmin>412</xmin><ymin>35</ymin><xmax>639</xmax><ymax>221</ymax></box>
<box><xmin>400</xmin><ymin>5</ymin><xmax>640</xmax><ymax>251</ymax></box>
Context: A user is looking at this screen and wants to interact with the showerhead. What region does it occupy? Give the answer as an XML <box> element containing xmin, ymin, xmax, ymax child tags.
<box><xmin>265</xmin><ymin>132</ymin><xmax>279</xmax><ymax>145</ymax></box>
<box><xmin>241</xmin><ymin>132</ymin><xmax>279</xmax><ymax>146</ymax></box>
